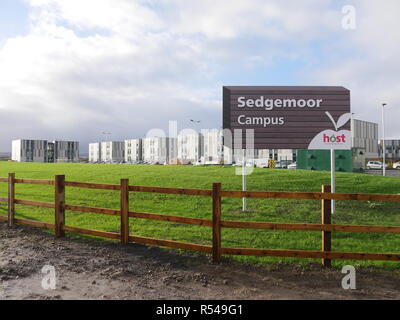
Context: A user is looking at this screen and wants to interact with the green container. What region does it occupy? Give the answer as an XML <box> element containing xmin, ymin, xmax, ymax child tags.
<box><xmin>297</xmin><ymin>150</ymin><xmax>353</xmax><ymax>172</ymax></box>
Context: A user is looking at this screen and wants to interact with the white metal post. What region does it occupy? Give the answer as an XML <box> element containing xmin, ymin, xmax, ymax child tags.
<box><xmin>331</xmin><ymin>149</ymin><xmax>335</xmax><ymax>214</ymax></box>
<box><xmin>350</xmin><ymin>113</ymin><xmax>354</xmax><ymax>143</ymax></box>
<box><xmin>242</xmin><ymin>149</ymin><xmax>247</xmax><ymax>211</ymax></box>
<box><xmin>382</xmin><ymin>104</ymin><xmax>386</xmax><ymax>176</ymax></box>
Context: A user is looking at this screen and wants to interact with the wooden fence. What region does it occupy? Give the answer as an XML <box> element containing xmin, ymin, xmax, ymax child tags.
<box><xmin>1</xmin><ymin>173</ymin><xmax>400</xmax><ymax>267</ymax></box>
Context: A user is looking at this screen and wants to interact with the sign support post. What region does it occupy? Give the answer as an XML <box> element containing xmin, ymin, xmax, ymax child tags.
<box><xmin>242</xmin><ymin>149</ymin><xmax>247</xmax><ymax>211</ymax></box>
<box><xmin>331</xmin><ymin>149</ymin><xmax>335</xmax><ymax>214</ymax></box>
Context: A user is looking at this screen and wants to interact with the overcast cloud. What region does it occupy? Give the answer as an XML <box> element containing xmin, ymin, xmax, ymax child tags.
<box><xmin>0</xmin><ymin>0</ymin><xmax>399</xmax><ymax>152</ymax></box>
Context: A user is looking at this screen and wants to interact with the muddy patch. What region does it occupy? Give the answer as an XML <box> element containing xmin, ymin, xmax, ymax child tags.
<box><xmin>1</xmin><ymin>223</ymin><xmax>399</xmax><ymax>300</ymax></box>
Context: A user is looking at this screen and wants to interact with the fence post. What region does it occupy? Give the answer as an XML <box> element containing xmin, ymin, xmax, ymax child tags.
<box><xmin>212</xmin><ymin>182</ymin><xmax>222</xmax><ymax>263</ymax></box>
<box><xmin>55</xmin><ymin>175</ymin><xmax>65</xmax><ymax>238</ymax></box>
<box><xmin>120</xmin><ymin>178</ymin><xmax>129</xmax><ymax>244</ymax></box>
<box><xmin>321</xmin><ymin>184</ymin><xmax>332</xmax><ymax>267</ymax></box>
<box><xmin>7</xmin><ymin>173</ymin><xmax>15</xmax><ymax>227</ymax></box>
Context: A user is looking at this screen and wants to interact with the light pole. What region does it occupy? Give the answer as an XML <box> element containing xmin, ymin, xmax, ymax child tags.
<box><xmin>381</xmin><ymin>104</ymin><xmax>387</xmax><ymax>176</ymax></box>
<box><xmin>102</xmin><ymin>132</ymin><xmax>112</xmax><ymax>140</ymax></box>
<box><xmin>190</xmin><ymin>119</ymin><xmax>201</xmax><ymax>134</ymax></box>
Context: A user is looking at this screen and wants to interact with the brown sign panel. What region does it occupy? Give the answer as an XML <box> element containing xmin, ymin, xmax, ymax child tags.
<box><xmin>223</xmin><ymin>86</ymin><xmax>351</xmax><ymax>150</ymax></box>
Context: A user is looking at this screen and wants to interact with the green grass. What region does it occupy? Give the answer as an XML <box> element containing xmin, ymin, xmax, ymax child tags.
<box><xmin>0</xmin><ymin>162</ymin><xmax>400</xmax><ymax>269</ymax></box>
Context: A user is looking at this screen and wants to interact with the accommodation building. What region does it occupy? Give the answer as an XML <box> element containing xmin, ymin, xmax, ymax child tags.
<box><xmin>203</xmin><ymin>130</ymin><xmax>224</xmax><ymax>164</ymax></box>
<box><xmin>379</xmin><ymin>139</ymin><xmax>400</xmax><ymax>161</ymax></box>
<box><xmin>12</xmin><ymin>139</ymin><xmax>79</xmax><ymax>163</ymax></box>
<box><xmin>89</xmin><ymin>142</ymin><xmax>101</xmax><ymax>163</ymax></box>
<box><xmin>125</xmin><ymin>139</ymin><xmax>142</xmax><ymax>163</ymax></box>
<box><xmin>142</xmin><ymin>137</ymin><xmax>177</xmax><ymax>164</ymax></box>
<box><xmin>88</xmin><ymin>141</ymin><xmax>124</xmax><ymax>163</ymax></box>
<box><xmin>52</xmin><ymin>141</ymin><xmax>80</xmax><ymax>162</ymax></box>
<box><xmin>100</xmin><ymin>141</ymin><xmax>125</xmax><ymax>163</ymax></box>
<box><xmin>177</xmin><ymin>132</ymin><xmax>203</xmax><ymax>164</ymax></box>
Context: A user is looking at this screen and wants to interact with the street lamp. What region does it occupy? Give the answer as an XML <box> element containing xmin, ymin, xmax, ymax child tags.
<box><xmin>189</xmin><ymin>119</ymin><xmax>201</xmax><ymax>132</ymax></box>
<box><xmin>382</xmin><ymin>103</ymin><xmax>387</xmax><ymax>176</ymax></box>
<box><xmin>102</xmin><ymin>132</ymin><xmax>112</xmax><ymax>140</ymax></box>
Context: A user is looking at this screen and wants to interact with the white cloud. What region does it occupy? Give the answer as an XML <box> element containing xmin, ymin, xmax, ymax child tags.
<box><xmin>1</xmin><ymin>0</ymin><xmax>400</xmax><ymax>153</ymax></box>
<box><xmin>309</xmin><ymin>0</ymin><xmax>400</xmax><ymax>138</ymax></box>
<box><xmin>1</xmin><ymin>1</ymin><xmax>218</xmax><ymax>150</ymax></box>
<box><xmin>160</xmin><ymin>0</ymin><xmax>339</xmax><ymax>40</ymax></box>
<box><xmin>28</xmin><ymin>0</ymin><xmax>164</xmax><ymax>36</ymax></box>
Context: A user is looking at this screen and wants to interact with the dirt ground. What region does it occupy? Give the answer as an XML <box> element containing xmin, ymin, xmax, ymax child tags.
<box><xmin>1</xmin><ymin>222</ymin><xmax>400</xmax><ymax>300</ymax></box>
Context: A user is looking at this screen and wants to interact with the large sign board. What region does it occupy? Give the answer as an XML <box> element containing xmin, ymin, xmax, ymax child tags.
<box><xmin>223</xmin><ymin>86</ymin><xmax>351</xmax><ymax>150</ymax></box>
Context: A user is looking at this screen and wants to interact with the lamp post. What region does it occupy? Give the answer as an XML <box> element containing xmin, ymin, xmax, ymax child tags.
<box><xmin>381</xmin><ymin>104</ymin><xmax>387</xmax><ymax>176</ymax></box>
<box><xmin>189</xmin><ymin>120</ymin><xmax>201</xmax><ymax>134</ymax></box>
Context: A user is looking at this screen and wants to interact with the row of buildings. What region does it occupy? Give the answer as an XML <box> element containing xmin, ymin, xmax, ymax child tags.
<box><xmin>87</xmin><ymin>119</ymin><xmax>384</xmax><ymax>165</ymax></box>
<box><xmin>89</xmin><ymin>131</ymin><xmax>229</xmax><ymax>165</ymax></box>
<box><xmin>88</xmin><ymin>130</ymin><xmax>296</xmax><ymax>165</ymax></box>
<box><xmin>10</xmin><ymin>119</ymin><xmax>400</xmax><ymax>165</ymax></box>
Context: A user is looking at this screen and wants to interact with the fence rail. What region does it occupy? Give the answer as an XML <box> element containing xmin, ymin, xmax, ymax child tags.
<box><xmin>15</xmin><ymin>178</ymin><xmax>54</xmax><ymax>185</ymax></box>
<box><xmin>1</xmin><ymin>173</ymin><xmax>400</xmax><ymax>266</ymax></box>
<box><xmin>221</xmin><ymin>190</ymin><xmax>400</xmax><ymax>202</ymax></box>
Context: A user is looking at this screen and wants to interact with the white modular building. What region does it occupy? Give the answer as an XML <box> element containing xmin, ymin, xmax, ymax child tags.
<box><xmin>12</xmin><ymin>139</ymin><xmax>47</xmax><ymax>162</ymax></box>
<box><xmin>379</xmin><ymin>139</ymin><xmax>400</xmax><ymax>161</ymax></box>
<box><xmin>88</xmin><ymin>141</ymin><xmax>124</xmax><ymax>163</ymax></box>
<box><xmin>203</xmin><ymin>129</ymin><xmax>258</xmax><ymax>165</ymax></box>
<box><xmin>100</xmin><ymin>141</ymin><xmax>125</xmax><ymax>163</ymax></box>
<box><xmin>52</xmin><ymin>141</ymin><xmax>80</xmax><ymax>163</ymax></box>
<box><xmin>12</xmin><ymin>139</ymin><xmax>79</xmax><ymax>163</ymax></box>
<box><xmin>125</xmin><ymin>139</ymin><xmax>142</xmax><ymax>163</ymax></box>
<box><xmin>89</xmin><ymin>142</ymin><xmax>101</xmax><ymax>163</ymax></box>
<box><xmin>203</xmin><ymin>130</ymin><xmax>224</xmax><ymax>164</ymax></box>
<box><xmin>177</xmin><ymin>132</ymin><xmax>203</xmax><ymax>164</ymax></box>
<box><xmin>168</xmin><ymin>138</ymin><xmax>178</xmax><ymax>164</ymax></box>
<box><xmin>142</xmin><ymin>137</ymin><xmax>177</xmax><ymax>164</ymax></box>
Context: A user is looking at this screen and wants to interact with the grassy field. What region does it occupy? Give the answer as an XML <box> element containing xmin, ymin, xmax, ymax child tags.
<box><xmin>1</xmin><ymin>162</ymin><xmax>400</xmax><ymax>269</ymax></box>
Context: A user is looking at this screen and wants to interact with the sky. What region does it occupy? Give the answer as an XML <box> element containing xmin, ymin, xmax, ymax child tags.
<box><xmin>0</xmin><ymin>0</ymin><xmax>399</xmax><ymax>152</ymax></box>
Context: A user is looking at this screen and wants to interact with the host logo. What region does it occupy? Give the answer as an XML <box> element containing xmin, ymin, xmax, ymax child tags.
<box><xmin>307</xmin><ymin>112</ymin><xmax>352</xmax><ymax>150</ymax></box>
<box><xmin>323</xmin><ymin>134</ymin><xmax>347</xmax><ymax>143</ymax></box>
